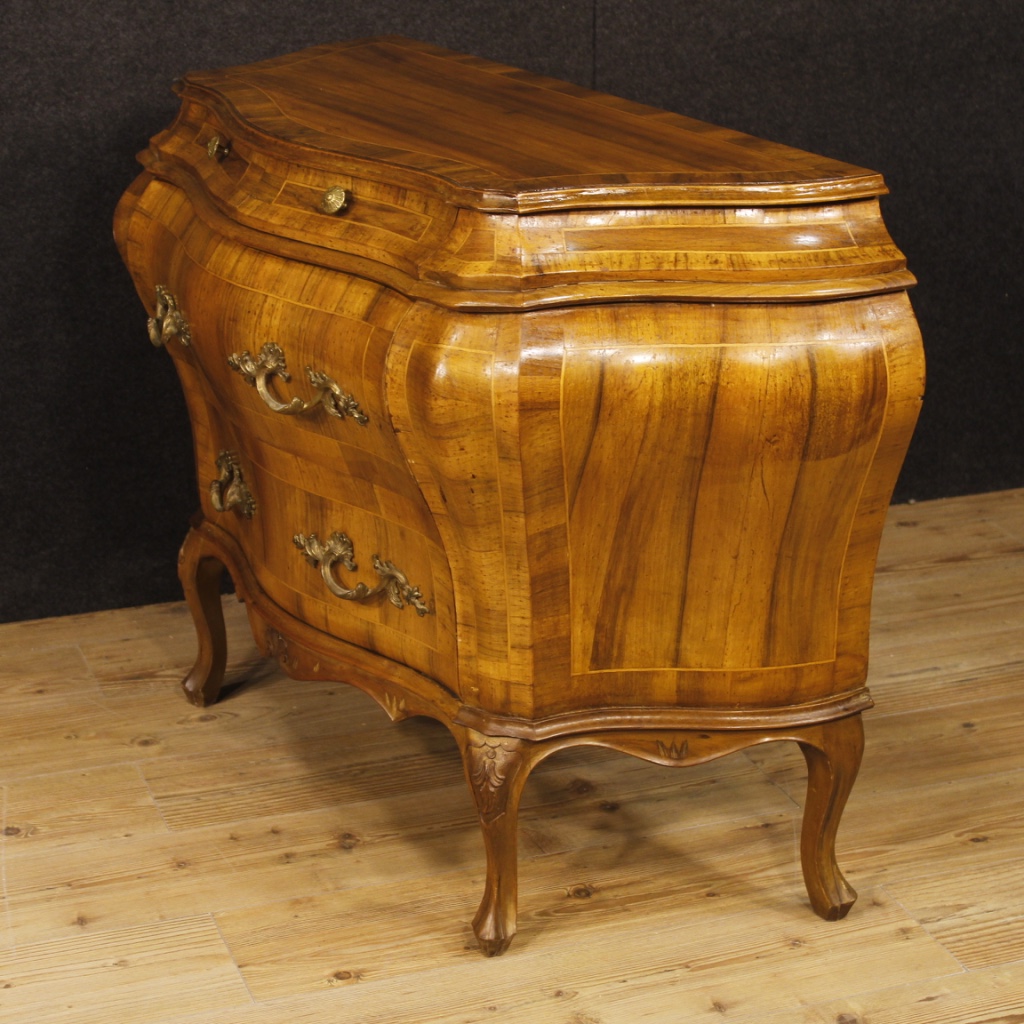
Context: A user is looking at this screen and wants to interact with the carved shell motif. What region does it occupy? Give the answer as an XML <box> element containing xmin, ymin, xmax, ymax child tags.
<box><xmin>468</xmin><ymin>739</ymin><xmax>524</xmax><ymax>823</ymax></box>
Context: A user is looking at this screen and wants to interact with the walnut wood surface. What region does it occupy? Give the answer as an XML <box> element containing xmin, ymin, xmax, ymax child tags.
<box><xmin>139</xmin><ymin>37</ymin><xmax>915</xmax><ymax>307</ymax></box>
<box><xmin>388</xmin><ymin>294</ymin><xmax>923</xmax><ymax>722</ymax></box>
<box><xmin>114</xmin><ymin>38</ymin><xmax>924</xmax><ymax>954</ymax></box>
<box><xmin>177</xmin><ymin>37</ymin><xmax>885</xmax><ymax>207</ymax></box>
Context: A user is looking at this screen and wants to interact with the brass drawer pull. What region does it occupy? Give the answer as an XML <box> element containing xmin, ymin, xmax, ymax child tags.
<box><xmin>206</xmin><ymin>134</ymin><xmax>231</xmax><ymax>161</ymax></box>
<box><xmin>293</xmin><ymin>531</ymin><xmax>430</xmax><ymax>616</ymax></box>
<box><xmin>227</xmin><ymin>342</ymin><xmax>369</xmax><ymax>425</ymax></box>
<box><xmin>148</xmin><ymin>285</ymin><xmax>191</xmax><ymax>347</ymax></box>
<box><xmin>318</xmin><ymin>186</ymin><xmax>351</xmax><ymax>215</ymax></box>
<box><xmin>209</xmin><ymin>451</ymin><xmax>256</xmax><ymax>519</ymax></box>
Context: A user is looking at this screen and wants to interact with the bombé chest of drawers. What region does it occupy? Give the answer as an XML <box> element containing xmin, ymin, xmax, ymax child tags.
<box><xmin>115</xmin><ymin>36</ymin><xmax>924</xmax><ymax>955</ymax></box>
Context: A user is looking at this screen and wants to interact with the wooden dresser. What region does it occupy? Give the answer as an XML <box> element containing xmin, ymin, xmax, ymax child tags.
<box><xmin>115</xmin><ymin>36</ymin><xmax>924</xmax><ymax>955</ymax></box>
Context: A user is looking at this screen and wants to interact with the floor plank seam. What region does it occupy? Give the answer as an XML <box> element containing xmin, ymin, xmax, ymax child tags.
<box><xmin>729</xmin><ymin>968</ymin><xmax>974</xmax><ymax>1024</ymax></box>
<box><xmin>75</xmin><ymin>640</ymin><xmax>107</xmax><ymax>698</ymax></box>
<box><xmin>0</xmin><ymin>783</ymin><xmax>11</xmax><ymax>950</ymax></box>
<box><xmin>866</xmin><ymin>682</ymin><xmax>1024</xmax><ymax>720</ymax></box>
<box><xmin>135</xmin><ymin>761</ymin><xmax>175</xmax><ymax>836</ymax></box>
<box><xmin>868</xmin><ymin>763</ymin><xmax>1024</xmax><ymax>793</ymax></box>
<box><xmin>990</xmin><ymin>516</ymin><xmax>1024</xmax><ymax>545</ymax></box>
<box><xmin>875</xmin><ymin>881</ymin><xmax>973</xmax><ymax>972</ymax></box>
<box><xmin>208</xmin><ymin>911</ymin><xmax>260</xmax><ymax>1008</ymax></box>
<box><xmin>742</xmin><ymin>747</ymin><xmax>806</xmax><ymax>812</ymax></box>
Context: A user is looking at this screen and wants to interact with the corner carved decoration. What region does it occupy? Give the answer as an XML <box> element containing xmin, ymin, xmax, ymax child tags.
<box><xmin>656</xmin><ymin>738</ymin><xmax>690</xmax><ymax>762</ymax></box>
<box><xmin>293</xmin><ymin>530</ymin><xmax>430</xmax><ymax>616</ymax></box>
<box><xmin>467</xmin><ymin>739</ymin><xmax>524</xmax><ymax>823</ymax></box>
<box><xmin>264</xmin><ymin>628</ymin><xmax>291</xmax><ymax>667</ymax></box>
<box><xmin>148</xmin><ymin>285</ymin><xmax>191</xmax><ymax>348</ymax></box>
<box><xmin>381</xmin><ymin>691</ymin><xmax>409</xmax><ymax>721</ymax></box>
<box><xmin>227</xmin><ymin>342</ymin><xmax>369</xmax><ymax>425</ymax></box>
<box><xmin>209</xmin><ymin>451</ymin><xmax>256</xmax><ymax>519</ymax></box>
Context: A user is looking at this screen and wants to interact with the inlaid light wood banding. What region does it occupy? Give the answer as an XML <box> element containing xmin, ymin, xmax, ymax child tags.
<box><xmin>388</xmin><ymin>294</ymin><xmax>921</xmax><ymax>719</ymax></box>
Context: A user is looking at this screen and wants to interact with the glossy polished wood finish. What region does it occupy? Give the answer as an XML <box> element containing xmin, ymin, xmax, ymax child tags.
<box><xmin>115</xmin><ymin>37</ymin><xmax>924</xmax><ymax>954</ymax></box>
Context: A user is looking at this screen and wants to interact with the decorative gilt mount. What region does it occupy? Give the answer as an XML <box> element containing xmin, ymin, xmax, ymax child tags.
<box><xmin>209</xmin><ymin>451</ymin><xmax>256</xmax><ymax>519</ymax></box>
<box><xmin>293</xmin><ymin>530</ymin><xmax>430</xmax><ymax>615</ymax></box>
<box><xmin>148</xmin><ymin>285</ymin><xmax>191</xmax><ymax>347</ymax></box>
<box><xmin>227</xmin><ymin>342</ymin><xmax>368</xmax><ymax>425</ymax></box>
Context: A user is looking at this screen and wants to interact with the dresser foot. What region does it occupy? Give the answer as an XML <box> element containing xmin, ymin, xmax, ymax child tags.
<box><xmin>798</xmin><ymin>714</ymin><xmax>864</xmax><ymax>920</ymax></box>
<box><xmin>457</xmin><ymin>729</ymin><xmax>544</xmax><ymax>955</ymax></box>
<box><xmin>177</xmin><ymin>526</ymin><xmax>229</xmax><ymax>707</ymax></box>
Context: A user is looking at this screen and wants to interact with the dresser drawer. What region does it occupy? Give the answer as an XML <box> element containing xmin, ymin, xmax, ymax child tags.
<box><xmin>245</xmin><ymin>449</ymin><xmax>455</xmax><ymax>682</ymax></box>
<box><xmin>150</xmin><ymin>99</ymin><xmax>457</xmax><ymax>280</ymax></box>
<box><xmin>172</xmin><ymin>227</ymin><xmax>406</xmax><ymax>462</ymax></box>
<box><xmin>190</xmin><ymin>430</ymin><xmax>458</xmax><ymax>689</ymax></box>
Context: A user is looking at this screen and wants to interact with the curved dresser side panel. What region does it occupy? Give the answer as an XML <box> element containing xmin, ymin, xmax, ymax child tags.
<box><xmin>388</xmin><ymin>296</ymin><xmax>924</xmax><ymax>721</ymax></box>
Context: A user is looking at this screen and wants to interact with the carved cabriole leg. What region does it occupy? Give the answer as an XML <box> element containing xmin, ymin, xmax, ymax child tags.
<box><xmin>177</xmin><ymin>525</ymin><xmax>229</xmax><ymax>707</ymax></box>
<box><xmin>797</xmin><ymin>714</ymin><xmax>865</xmax><ymax>921</ymax></box>
<box><xmin>454</xmin><ymin>727</ymin><xmax>548</xmax><ymax>956</ymax></box>
<box><xmin>449</xmin><ymin>718</ymin><xmax>865</xmax><ymax>954</ymax></box>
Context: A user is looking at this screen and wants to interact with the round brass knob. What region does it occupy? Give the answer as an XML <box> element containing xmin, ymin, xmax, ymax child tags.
<box><xmin>318</xmin><ymin>186</ymin><xmax>351</xmax><ymax>216</ymax></box>
<box><xmin>206</xmin><ymin>135</ymin><xmax>230</xmax><ymax>161</ymax></box>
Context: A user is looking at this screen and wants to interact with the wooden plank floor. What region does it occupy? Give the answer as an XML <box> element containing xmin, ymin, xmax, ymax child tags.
<box><xmin>1</xmin><ymin>489</ymin><xmax>1022</xmax><ymax>1023</ymax></box>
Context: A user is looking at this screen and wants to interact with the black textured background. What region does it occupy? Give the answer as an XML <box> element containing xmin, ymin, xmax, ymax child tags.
<box><xmin>1</xmin><ymin>1</ymin><xmax>1021</xmax><ymax>622</ymax></box>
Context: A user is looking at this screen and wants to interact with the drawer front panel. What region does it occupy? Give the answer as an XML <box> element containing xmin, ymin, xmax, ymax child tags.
<box><xmin>242</xmin><ymin>454</ymin><xmax>456</xmax><ymax>683</ymax></box>
<box><xmin>188</xmin><ymin>432</ymin><xmax>457</xmax><ymax>688</ymax></box>
<box><xmin>137</xmin><ymin>180</ymin><xmax>441</xmax><ymax>544</ymax></box>
<box><xmin>174</xmin><ymin>233</ymin><xmax>406</xmax><ymax>466</ymax></box>
<box><xmin>154</xmin><ymin>100</ymin><xmax>457</xmax><ymax>276</ymax></box>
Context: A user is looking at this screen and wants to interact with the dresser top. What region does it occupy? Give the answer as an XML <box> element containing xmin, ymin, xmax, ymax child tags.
<box><xmin>177</xmin><ymin>36</ymin><xmax>885</xmax><ymax>212</ymax></box>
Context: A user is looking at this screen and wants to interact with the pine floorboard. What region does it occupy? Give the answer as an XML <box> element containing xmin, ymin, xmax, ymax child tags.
<box><xmin>1</xmin><ymin>489</ymin><xmax>1022</xmax><ymax>1023</ymax></box>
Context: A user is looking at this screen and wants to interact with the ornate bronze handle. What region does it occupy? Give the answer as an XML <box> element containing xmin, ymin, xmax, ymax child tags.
<box><xmin>293</xmin><ymin>531</ymin><xmax>430</xmax><ymax>616</ymax></box>
<box><xmin>209</xmin><ymin>451</ymin><xmax>256</xmax><ymax>519</ymax></box>
<box><xmin>148</xmin><ymin>285</ymin><xmax>191</xmax><ymax>347</ymax></box>
<box><xmin>318</xmin><ymin>186</ymin><xmax>351</xmax><ymax>215</ymax></box>
<box><xmin>227</xmin><ymin>342</ymin><xmax>368</xmax><ymax>425</ymax></box>
<box><xmin>206</xmin><ymin>134</ymin><xmax>230</xmax><ymax>161</ymax></box>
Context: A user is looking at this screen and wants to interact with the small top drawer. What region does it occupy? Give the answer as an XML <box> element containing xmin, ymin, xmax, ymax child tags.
<box><xmin>147</xmin><ymin>99</ymin><xmax>458</xmax><ymax>282</ymax></box>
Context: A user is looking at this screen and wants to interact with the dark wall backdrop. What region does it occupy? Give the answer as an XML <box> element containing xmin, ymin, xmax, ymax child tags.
<box><xmin>2</xmin><ymin>1</ymin><xmax>1021</xmax><ymax>623</ymax></box>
